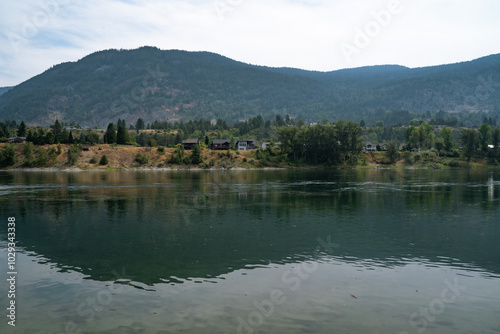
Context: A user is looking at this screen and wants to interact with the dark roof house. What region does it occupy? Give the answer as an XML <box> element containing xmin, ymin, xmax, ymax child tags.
<box><xmin>211</xmin><ymin>139</ymin><xmax>230</xmax><ymax>150</ymax></box>
<box><xmin>182</xmin><ymin>139</ymin><xmax>200</xmax><ymax>150</ymax></box>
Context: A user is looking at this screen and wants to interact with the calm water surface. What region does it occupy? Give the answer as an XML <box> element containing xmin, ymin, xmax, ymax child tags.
<box><xmin>0</xmin><ymin>169</ymin><xmax>499</xmax><ymax>334</ymax></box>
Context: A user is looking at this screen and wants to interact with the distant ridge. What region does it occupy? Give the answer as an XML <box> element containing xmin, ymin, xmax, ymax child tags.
<box><xmin>0</xmin><ymin>87</ymin><xmax>12</xmax><ymax>96</ymax></box>
<box><xmin>0</xmin><ymin>46</ymin><xmax>498</xmax><ymax>127</ymax></box>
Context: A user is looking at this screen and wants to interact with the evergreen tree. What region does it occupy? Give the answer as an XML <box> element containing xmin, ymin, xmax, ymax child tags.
<box><xmin>104</xmin><ymin>123</ymin><xmax>117</xmax><ymax>144</ymax></box>
<box><xmin>116</xmin><ymin>125</ymin><xmax>129</xmax><ymax>144</ymax></box>
<box><xmin>191</xmin><ymin>144</ymin><xmax>203</xmax><ymax>164</ymax></box>
<box><xmin>99</xmin><ymin>155</ymin><xmax>109</xmax><ymax>165</ymax></box>
<box><xmin>45</xmin><ymin>131</ymin><xmax>54</xmax><ymax>145</ymax></box>
<box><xmin>17</xmin><ymin>121</ymin><xmax>27</xmax><ymax>137</ymax></box>
<box><xmin>26</xmin><ymin>130</ymin><xmax>34</xmax><ymax>143</ymax></box>
<box><xmin>52</xmin><ymin>119</ymin><xmax>63</xmax><ymax>143</ymax></box>
<box><xmin>68</xmin><ymin>131</ymin><xmax>74</xmax><ymax>144</ymax></box>
<box><xmin>136</xmin><ymin>118</ymin><xmax>145</xmax><ymax>131</ymax></box>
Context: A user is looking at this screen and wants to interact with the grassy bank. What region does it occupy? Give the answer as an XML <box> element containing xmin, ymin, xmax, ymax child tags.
<box><xmin>0</xmin><ymin>143</ymin><xmax>498</xmax><ymax>170</ymax></box>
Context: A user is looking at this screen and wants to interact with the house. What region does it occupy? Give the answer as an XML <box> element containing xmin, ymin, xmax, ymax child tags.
<box><xmin>261</xmin><ymin>142</ymin><xmax>281</xmax><ymax>150</ymax></box>
<box><xmin>211</xmin><ymin>139</ymin><xmax>230</xmax><ymax>150</ymax></box>
<box><xmin>235</xmin><ymin>140</ymin><xmax>258</xmax><ymax>151</ymax></box>
<box><xmin>364</xmin><ymin>141</ymin><xmax>376</xmax><ymax>152</ymax></box>
<box><xmin>182</xmin><ymin>139</ymin><xmax>200</xmax><ymax>150</ymax></box>
<box><xmin>7</xmin><ymin>137</ymin><xmax>26</xmax><ymax>143</ymax></box>
<box><xmin>378</xmin><ymin>143</ymin><xmax>388</xmax><ymax>151</ymax></box>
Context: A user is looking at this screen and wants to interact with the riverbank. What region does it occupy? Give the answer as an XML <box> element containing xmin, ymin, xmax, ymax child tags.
<box><xmin>0</xmin><ymin>143</ymin><xmax>497</xmax><ymax>170</ymax></box>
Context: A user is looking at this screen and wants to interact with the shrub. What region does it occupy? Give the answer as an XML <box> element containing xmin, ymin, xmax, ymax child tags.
<box><xmin>23</xmin><ymin>142</ymin><xmax>34</xmax><ymax>166</ymax></box>
<box><xmin>0</xmin><ymin>145</ymin><xmax>16</xmax><ymax>167</ymax></box>
<box><xmin>48</xmin><ymin>147</ymin><xmax>58</xmax><ymax>161</ymax></box>
<box><xmin>487</xmin><ymin>157</ymin><xmax>498</xmax><ymax>166</ymax></box>
<box><xmin>445</xmin><ymin>159</ymin><xmax>460</xmax><ymax>167</ymax></box>
<box><xmin>99</xmin><ymin>155</ymin><xmax>108</xmax><ymax>165</ymax></box>
<box><xmin>168</xmin><ymin>145</ymin><xmax>185</xmax><ymax>164</ymax></box>
<box><xmin>135</xmin><ymin>153</ymin><xmax>149</xmax><ymax>165</ymax></box>
<box><xmin>157</xmin><ymin>146</ymin><xmax>165</xmax><ymax>153</ymax></box>
<box><xmin>67</xmin><ymin>144</ymin><xmax>82</xmax><ymax>165</ymax></box>
<box><xmin>35</xmin><ymin>147</ymin><xmax>49</xmax><ymax>167</ymax></box>
<box><xmin>403</xmin><ymin>151</ymin><xmax>414</xmax><ymax>165</ymax></box>
<box><xmin>89</xmin><ymin>156</ymin><xmax>97</xmax><ymax>164</ymax></box>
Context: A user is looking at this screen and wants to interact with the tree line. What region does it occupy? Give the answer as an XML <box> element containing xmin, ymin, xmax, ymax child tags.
<box><xmin>2</xmin><ymin>115</ymin><xmax>500</xmax><ymax>167</ymax></box>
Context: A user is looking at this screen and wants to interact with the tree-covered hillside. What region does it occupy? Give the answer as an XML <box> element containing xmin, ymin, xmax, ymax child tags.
<box><xmin>0</xmin><ymin>47</ymin><xmax>499</xmax><ymax>127</ymax></box>
<box><xmin>0</xmin><ymin>87</ymin><xmax>12</xmax><ymax>96</ymax></box>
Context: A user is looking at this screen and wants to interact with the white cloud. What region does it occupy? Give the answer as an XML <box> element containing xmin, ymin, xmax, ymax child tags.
<box><xmin>0</xmin><ymin>0</ymin><xmax>499</xmax><ymax>86</ymax></box>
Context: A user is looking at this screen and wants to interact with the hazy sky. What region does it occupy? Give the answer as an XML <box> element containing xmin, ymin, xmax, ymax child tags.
<box><xmin>0</xmin><ymin>0</ymin><xmax>499</xmax><ymax>86</ymax></box>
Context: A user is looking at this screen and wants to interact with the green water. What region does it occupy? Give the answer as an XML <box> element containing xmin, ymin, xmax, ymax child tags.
<box><xmin>0</xmin><ymin>169</ymin><xmax>499</xmax><ymax>333</ymax></box>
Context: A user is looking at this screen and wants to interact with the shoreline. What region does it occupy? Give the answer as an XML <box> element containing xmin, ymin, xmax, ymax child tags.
<box><xmin>3</xmin><ymin>164</ymin><xmax>499</xmax><ymax>172</ymax></box>
<box><xmin>2</xmin><ymin>143</ymin><xmax>498</xmax><ymax>171</ymax></box>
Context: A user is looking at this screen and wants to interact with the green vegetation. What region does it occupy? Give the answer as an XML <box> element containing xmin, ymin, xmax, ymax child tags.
<box><xmin>384</xmin><ymin>141</ymin><xmax>400</xmax><ymax>163</ymax></box>
<box><xmin>35</xmin><ymin>147</ymin><xmax>50</xmax><ymax>167</ymax></box>
<box><xmin>1</xmin><ymin>112</ymin><xmax>500</xmax><ymax>169</ymax></box>
<box><xmin>0</xmin><ymin>145</ymin><xmax>16</xmax><ymax>167</ymax></box>
<box><xmin>0</xmin><ymin>47</ymin><xmax>499</xmax><ymax>127</ymax></box>
<box><xmin>67</xmin><ymin>144</ymin><xmax>82</xmax><ymax>166</ymax></box>
<box><xmin>99</xmin><ymin>155</ymin><xmax>108</xmax><ymax>165</ymax></box>
<box><xmin>104</xmin><ymin>123</ymin><xmax>117</xmax><ymax>144</ymax></box>
<box><xmin>117</xmin><ymin>125</ymin><xmax>129</xmax><ymax>145</ymax></box>
<box><xmin>459</xmin><ymin>129</ymin><xmax>479</xmax><ymax>163</ymax></box>
<box><xmin>22</xmin><ymin>142</ymin><xmax>34</xmax><ymax>166</ymax></box>
<box><xmin>135</xmin><ymin>153</ymin><xmax>149</xmax><ymax>165</ymax></box>
<box><xmin>191</xmin><ymin>144</ymin><xmax>203</xmax><ymax>164</ymax></box>
<box><xmin>278</xmin><ymin>121</ymin><xmax>361</xmax><ymax>164</ymax></box>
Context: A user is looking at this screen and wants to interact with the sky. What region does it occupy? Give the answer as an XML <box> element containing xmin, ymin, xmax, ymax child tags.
<box><xmin>0</xmin><ymin>0</ymin><xmax>499</xmax><ymax>87</ymax></box>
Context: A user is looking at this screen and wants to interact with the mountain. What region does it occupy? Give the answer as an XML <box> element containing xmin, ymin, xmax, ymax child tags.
<box><xmin>0</xmin><ymin>87</ymin><xmax>12</xmax><ymax>96</ymax></box>
<box><xmin>0</xmin><ymin>46</ymin><xmax>499</xmax><ymax>127</ymax></box>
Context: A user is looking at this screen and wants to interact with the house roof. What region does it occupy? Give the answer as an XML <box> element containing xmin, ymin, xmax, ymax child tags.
<box><xmin>236</xmin><ymin>139</ymin><xmax>255</xmax><ymax>143</ymax></box>
<box><xmin>182</xmin><ymin>139</ymin><xmax>200</xmax><ymax>144</ymax></box>
<box><xmin>212</xmin><ymin>139</ymin><xmax>230</xmax><ymax>144</ymax></box>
